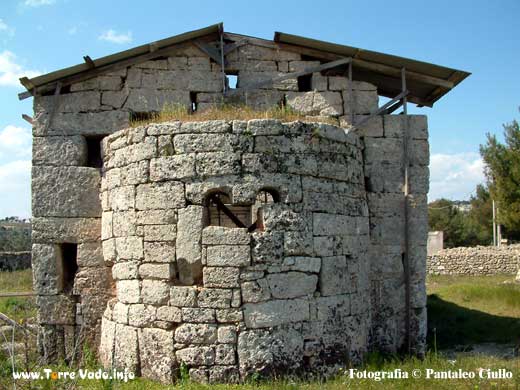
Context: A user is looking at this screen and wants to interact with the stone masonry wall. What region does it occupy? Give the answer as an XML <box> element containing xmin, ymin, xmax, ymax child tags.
<box><xmin>427</xmin><ymin>245</ymin><xmax>520</xmax><ymax>275</ymax></box>
<box><xmin>98</xmin><ymin>120</ymin><xmax>371</xmax><ymax>383</ymax></box>
<box><xmin>30</xmin><ymin>39</ymin><xmax>430</xmax><ymax>380</ymax></box>
<box><xmin>362</xmin><ymin>114</ymin><xmax>429</xmax><ymax>356</ymax></box>
<box><xmin>30</xmin><ymin>41</ymin><xmax>381</xmax><ymax>363</ymax></box>
<box><xmin>0</xmin><ymin>251</ymin><xmax>31</xmax><ymax>271</ymax></box>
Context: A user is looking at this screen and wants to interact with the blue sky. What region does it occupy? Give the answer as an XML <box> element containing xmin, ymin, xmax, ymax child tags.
<box><xmin>0</xmin><ymin>0</ymin><xmax>519</xmax><ymax>218</ymax></box>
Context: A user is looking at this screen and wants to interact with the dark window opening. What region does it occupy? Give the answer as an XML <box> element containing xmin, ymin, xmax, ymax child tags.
<box><xmin>41</xmin><ymin>84</ymin><xmax>72</xmax><ymax>96</ymax></box>
<box><xmin>60</xmin><ymin>243</ymin><xmax>78</xmax><ymax>294</ymax></box>
<box><xmin>190</xmin><ymin>91</ymin><xmax>198</xmax><ymax>113</ymax></box>
<box><xmin>85</xmin><ymin>135</ymin><xmax>105</xmax><ymax>168</ymax></box>
<box><xmin>206</xmin><ymin>192</ymin><xmax>252</xmax><ymax>228</ymax></box>
<box><xmin>297</xmin><ymin>74</ymin><xmax>312</xmax><ymax>92</ymax></box>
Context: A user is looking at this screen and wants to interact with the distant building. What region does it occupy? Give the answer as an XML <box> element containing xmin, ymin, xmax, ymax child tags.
<box><xmin>427</xmin><ymin>231</ymin><xmax>444</xmax><ymax>255</ymax></box>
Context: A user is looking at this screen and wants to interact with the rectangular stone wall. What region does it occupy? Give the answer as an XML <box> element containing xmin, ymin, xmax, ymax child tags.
<box><xmin>428</xmin><ymin>244</ymin><xmax>520</xmax><ymax>275</ymax></box>
<box><xmin>359</xmin><ymin>115</ymin><xmax>429</xmax><ymax>355</ymax></box>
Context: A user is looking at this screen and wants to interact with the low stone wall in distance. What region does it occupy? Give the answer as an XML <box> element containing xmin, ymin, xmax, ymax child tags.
<box><xmin>0</xmin><ymin>251</ymin><xmax>32</xmax><ymax>271</ymax></box>
<box><xmin>427</xmin><ymin>245</ymin><xmax>520</xmax><ymax>275</ymax></box>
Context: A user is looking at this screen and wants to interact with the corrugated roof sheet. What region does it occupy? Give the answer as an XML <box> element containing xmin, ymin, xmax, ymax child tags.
<box><xmin>274</xmin><ymin>31</ymin><xmax>470</xmax><ymax>107</ymax></box>
<box><xmin>19</xmin><ymin>23</ymin><xmax>469</xmax><ymax>107</ymax></box>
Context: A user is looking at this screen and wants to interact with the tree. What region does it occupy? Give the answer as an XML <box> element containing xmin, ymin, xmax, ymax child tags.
<box><xmin>464</xmin><ymin>184</ymin><xmax>493</xmax><ymax>246</ymax></box>
<box><xmin>480</xmin><ymin>117</ymin><xmax>520</xmax><ymax>241</ymax></box>
<box><xmin>428</xmin><ymin>199</ymin><xmax>466</xmax><ymax>248</ymax></box>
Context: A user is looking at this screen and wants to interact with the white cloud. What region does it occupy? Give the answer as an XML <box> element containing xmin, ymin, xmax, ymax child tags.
<box><xmin>23</xmin><ymin>0</ymin><xmax>56</xmax><ymax>7</ymax></box>
<box><xmin>0</xmin><ymin>50</ymin><xmax>41</xmax><ymax>87</ymax></box>
<box><xmin>429</xmin><ymin>152</ymin><xmax>486</xmax><ymax>201</ymax></box>
<box><xmin>0</xmin><ymin>125</ymin><xmax>32</xmax><ymax>160</ymax></box>
<box><xmin>0</xmin><ymin>160</ymin><xmax>31</xmax><ymax>218</ymax></box>
<box><xmin>98</xmin><ymin>29</ymin><xmax>133</xmax><ymax>44</ymax></box>
<box><xmin>0</xmin><ymin>19</ymin><xmax>14</xmax><ymax>37</ymax></box>
<box><xmin>67</xmin><ymin>26</ymin><xmax>78</xmax><ymax>35</ymax></box>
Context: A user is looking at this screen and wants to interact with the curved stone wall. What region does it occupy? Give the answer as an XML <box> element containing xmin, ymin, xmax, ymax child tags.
<box><xmin>98</xmin><ymin>119</ymin><xmax>370</xmax><ymax>382</ymax></box>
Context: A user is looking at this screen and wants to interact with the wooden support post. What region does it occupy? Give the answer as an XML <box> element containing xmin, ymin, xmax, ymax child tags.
<box><xmin>219</xmin><ymin>28</ymin><xmax>226</xmax><ymax>94</ymax></box>
<box><xmin>83</xmin><ymin>55</ymin><xmax>95</xmax><ymax>69</ymax></box>
<box><xmin>401</xmin><ymin>67</ymin><xmax>412</xmax><ymax>355</ymax></box>
<box><xmin>354</xmin><ymin>90</ymin><xmax>408</xmax><ymax>127</ymax></box>
<box><xmin>348</xmin><ymin>60</ymin><xmax>353</xmax><ymax>124</ymax></box>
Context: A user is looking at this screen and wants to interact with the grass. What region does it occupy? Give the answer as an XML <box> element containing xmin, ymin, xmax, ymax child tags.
<box><xmin>129</xmin><ymin>103</ymin><xmax>340</xmax><ymax>128</ymax></box>
<box><xmin>426</xmin><ymin>274</ymin><xmax>520</xmax><ymax>348</ymax></box>
<box><xmin>2</xmin><ymin>271</ymin><xmax>520</xmax><ymax>389</ymax></box>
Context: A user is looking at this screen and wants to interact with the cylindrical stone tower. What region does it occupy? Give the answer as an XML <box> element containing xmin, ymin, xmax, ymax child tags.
<box><xmin>99</xmin><ymin>119</ymin><xmax>371</xmax><ymax>383</ymax></box>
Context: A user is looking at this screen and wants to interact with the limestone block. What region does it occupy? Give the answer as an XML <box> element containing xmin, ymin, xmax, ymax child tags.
<box><xmin>231</xmin><ymin>89</ymin><xmax>286</xmax><ymax>110</ymax></box>
<box><xmin>383</xmin><ymin>115</ymin><xmax>428</xmax><ymax>140</ymax></box>
<box><xmin>113</xmin><ymin>324</ymin><xmax>139</xmax><ymax>372</ymax></box>
<box><xmin>242</xmin><ymin>153</ymin><xmax>278</xmax><ymax>174</ymax></box>
<box><xmin>157</xmin><ymin>135</ymin><xmax>174</xmax><ymax>156</ymax></box>
<box><xmin>99</xmin><ymin>318</ymin><xmax>116</xmax><ymax>367</ymax></box>
<box><xmin>128</xmin><ymin>304</ymin><xmax>156</xmax><ymax>327</ymax></box>
<box><xmin>178</xmin><ymin>120</ymin><xmax>230</xmax><ymax>134</ymax></box>
<box><xmin>116</xmin><ymin>280</ymin><xmax>140</xmax><ymax>304</ymax></box>
<box><xmin>286</xmin><ymin>91</ymin><xmax>343</xmax><ymax>116</ymax></box>
<box><xmin>203</xmin><ymin>267</ymin><xmax>240</xmax><ymax>288</ymax></box>
<box><xmin>353</xmin><ymin>116</ymin><xmax>384</xmax><ymax>138</ymax></box>
<box><xmin>241</xmin><ymin>279</ymin><xmax>271</xmax><ymax>303</ymax></box>
<box><xmin>187</xmin><ymin>70</ymin><xmax>222</xmax><ymax>92</ymax></box>
<box><xmin>112</xmin><ymin>302</ymin><xmax>129</xmax><ymax>324</ymax></box>
<box><xmin>110</xmin><ymin>137</ymin><xmax>156</xmax><ymax>167</ymax></box>
<box><xmin>215</xmin><ymin>344</ymin><xmax>236</xmax><ymax>365</ymax></box>
<box><xmin>112</xmin><ymin>261</ymin><xmax>139</xmax><ymax>280</ymax></box>
<box><xmin>176</xmin><ymin>206</ymin><xmax>204</xmax><ymax>285</ymax></box>
<box><xmin>311</xmin><ymin>72</ymin><xmax>328</xmax><ymax>91</ymax></box>
<box><xmin>266</xmin><ymin>272</ymin><xmax>317</xmax><ymax>299</ymax></box>
<box><xmin>218</xmin><ymin>325</ymin><xmax>237</xmax><ymax>344</ymax></box>
<box><xmin>262</xmin><ymin>204</ymin><xmax>308</xmax><ymax>232</ymax></box>
<box><xmin>102</xmin><ymin>90</ymin><xmax>129</xmax><ymax>109</ymax></box>
<box><xmin>246</xmin><ymin>119</ymin><xmax>284</xmax><ymax>136</ymax></box>
<box><xmin>32</xmin><ymin>167</ymin><xmax>101</xmax><ymax>218</ymax></box>
<box><xmin>139</xmin><ymin>263</ymin><xmax>174</xmax><ymax>280</ymax></box>
<box><xmin>176</xmin><ymin>133</ymin><xmax>247</xmax><ymax>154</ymax></box>
<box><xmin>141</xmin><ymin>280</ymin><xmax>169</xmax><ymax>305</ymax></box>
<box><xmin>136</xmin><ymin>209</ymin><xmax>176</xmax><ymax>225</ymax></box>
<box><xmin>170</xmin><ymin>286</ymin><xmax>197</xmax><ymax>307</ymax></box>
<box><xmin>70</xmin><ymin>75</ymin><xmax>123</xmax><ymax>91</ymax></box>
<box><xmin>251</xmin><ymin>231</ymin><xmax>284</xmax><ymax>264</ymax></box>
<box><xmin>343</xmin><ymin>90</ymin><xmax>379</xmax><ymax>114</ymax></box>
<box><xmin>182</xmin><ymin>308</ymin><xmax>216</xmax><ymax>323</ymax></box>
<box><xmin>144</xmin><ymin>242</ymin><xmax>176</xmax><ymax>263</ymax></box>
<box><xmin>283</xmin><ymin>257</ymin><xmax>321</xmax><ymax>273</ymax></box>
<box><xmin>284</xmin><ymin>230</ymin><xmax>314</xmax><ymax>256</ymax></box>
<box><xmin>370</xmin><ymin>216</ymin><xmax>405</xmax><ymax>246</ymax></box>
<box><xmin>206</xmin><ymin>245</ymin><xmax>251</xmax><ymax>267</ymax></box>
<box><xmin>115</xmin><ymin>236</ymin><xmax>143</xmax><ymax>260</ymax></box>
<box><xmin>410</xmin><ymin>139</ymin><xmax>430</xmax><ymax>166</ymax></box>
<box><xmin>315</xmin><ymin>295</ymin><xmax>351</xmax><ymax>321</ymax></box>
<box><xmin>156</xmin><ymin>306</ymin><xmax>182</xmax><ymax>323</ymax></box>
<box><xmin>243</xmin><ymin>298</ymin><xmax>309</xmax><ymax>328</ymax></box>
<box><xmin>143</xmin><ymin>224</ymin><xmax>176</xmax><ymax>242</ymax></box>
<box><xmin>313</xmin><ymin>213</ymin><xmax>367</xmax><ymax>236</ymax></box>
<box><xmin>139</xmin><ymin>328</ymin><xmax>176</xmax><ymax>383</ymax></box>
<box><xmin>215</xmin><ymin>308</ymin><xmax>243</xmax><ymax>323</ymax></box>
<box><xmin>34</xmin><ymin>111</ymin><xmax>129</xmax><ymax>137</ymax></box>
<box><xmin>124</xmin><ymin>88</ymin><xmax>190</xmax><ymax>112</ymax></box>
<box><xmin>103</xmin><ymin>239</ymin><xmax>116</xmax><ymax>263</ymax></box>
<box><xmin>238</xmin><ymin>71</ymin><xmax>297</xmax><ymax>91</ymax></box>
<box><xmin>237</xmin><ymin>330</ymin><xmax>274</xmax><ymax>376</ymax></box>
<box><xmin>202</xmin><ymin>226</ymin><xmax>250</xmax><ymax>245</ymax></box>
<box><xmin>409</xmin><ymin>165</ymin><xmax>430</xmax><ymax>194</ymax></box>
<box><xmin>176</xmin><ymin>347</ymin><xmax>215</xmax><ymax>366</ymax></box>
<box><xmin>33</xmin><ymin>136</ymin><xmax>87</xmax><ymax>166</ymax></box>
<box><xmin>319</xmin><ymin>256</ymin><xmax>352</xmax><ymax>296</ymax></box>
<box><xmin>146</xmin><ymin>122</ymin><xmax>181</xmax><ymax>136</ymax></box>
<box><xmin>77</xmin><ymin>242</ymin><xmax>104</xmax><ymax>267</ymax></box>
<box><xmin>175</xmin><ymin>323</ymin><xmax>217</xmax><ymax>344</ymax></box>
<box><xmin>35</xmin><ymin>91</ymin><xmax>101</xmax><ymax>114</ymax></box>
<box><xmin>109</xmin><ymin>186</ymin><xmax>135</xmax><ymax>211</ymax></box>
<box><xmin>32</xmin><ymin>217</ymin><xmax>101</xmax><ymax>244</ymax></box>
<box><xmin>135</xmin><ymin>182</ymin><xmax>185</xmax><ymax>210</ymax></box>
<box><xmin>195</xmin><ymin>152</ymin><xmax>241</xmax><ymax>177</ymax></box>
<box><xmin>237</xmin><ymin>44</ymin><xmax>300</xmax><ymax>61</ymax></box>
<box><xmin>149</xmin><ymin>155</ymin><xmax>196</xmax><ymax>181</ymax></box>
<box><xmin>37</xmin><ymin>295</ymin><xmax>76</xmax><ymax>325</ymax></box>
<box><xmin>32</xmin><ymin>244</ymin><xmax>62</xmax><ymax>295</ymax></box>
<box><xmin>197</xmin><ymin>288</ymin><xmax>233</xmax><ymax>308</ymax></box>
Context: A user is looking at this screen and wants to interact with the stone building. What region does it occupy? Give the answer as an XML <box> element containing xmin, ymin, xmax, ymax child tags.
<box><xmin>20</xmin><ymin>23</ymin><xmax>469</xmax><ymax>383</ymax></box>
